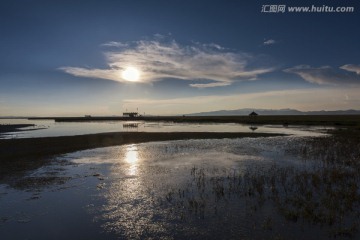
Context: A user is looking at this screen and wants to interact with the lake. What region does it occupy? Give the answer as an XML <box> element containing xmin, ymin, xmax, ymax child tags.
<box><xmin>1</xmin><ymin>121</ymin><xmax>359</xmax><ymax>239</ymax></box>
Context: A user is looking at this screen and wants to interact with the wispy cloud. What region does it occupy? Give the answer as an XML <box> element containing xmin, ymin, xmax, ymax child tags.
<box><xmin>340</xmin><ymin>64</ymin><xmax>360</xmax><ymax>74</ymax></box>
<box><xmin>263</xmin><ymin>39</ymin><xmax>276</xmax><ymax>46</ymax></box>
<box><xmin>284</xmin><ymin>65</ymin><xmax>360</xmax><ymax>85</ymax></box>
<box><xmin>60</xmin><ymin>67</ymin><xmax>123</xmax><ymax>82</ymax></box>
<box><xmin>60</xmin><ymin>37</ymin><xmax>275</xmax><ymax>88</ymax></box>
<box><xmin>101</xmin><ymin>41</ymin><xmax>129</xmax><ymax>48</ymax></box>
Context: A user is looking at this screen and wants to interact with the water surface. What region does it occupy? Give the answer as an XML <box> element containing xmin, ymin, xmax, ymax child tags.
<box><xmin>2</xmin><ymin>131</ymin><xmax>354</xmax><ymax>239</ymax></box>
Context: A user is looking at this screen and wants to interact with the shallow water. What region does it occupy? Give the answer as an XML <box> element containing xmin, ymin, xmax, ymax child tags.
<box><xmin>2</xmin><ymin>133</ymin><xmax>355</xmax><ymax>240</ymax></box>
<box><xmin>0</xmin><ymin>118</ymin><xmax>329</xmax><ymax>138</ymax></box>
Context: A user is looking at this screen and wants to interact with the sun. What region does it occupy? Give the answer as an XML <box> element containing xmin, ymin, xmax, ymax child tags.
<box><xmin>121</xmin><ymin>67</ymin><xmax>140</xmax><ymax>82</ymax></box>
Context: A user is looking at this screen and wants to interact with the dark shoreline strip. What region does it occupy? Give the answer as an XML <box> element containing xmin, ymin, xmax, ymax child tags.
<box><xmin>0</xmin><ymin>132</ymin><xmax>283</xmax><ymax>161</ymax></box>
<box><xmin>29</xmin><ymin>115</ymin><xmax>360</xmax><ymax>126</ymax></box>
<box><xmin>0</xmin><ymin>124</ymin><xmax>35</xmax><ymax>136</ymax></box>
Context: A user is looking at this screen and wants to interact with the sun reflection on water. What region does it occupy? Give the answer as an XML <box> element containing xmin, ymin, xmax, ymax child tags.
<box><xmin>125</xmin><ymin>144</ymin><xmax>139</xmax><ymax>175</ymax></box>
<box><xmin>96</xmin><ymin>144</ymin><xmax>171</xmax><ymax>239</ymax></box>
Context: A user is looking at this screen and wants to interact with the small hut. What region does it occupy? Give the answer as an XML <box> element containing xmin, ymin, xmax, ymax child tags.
<box><xmin>249</xmin><ymin>111</ymin><xmax>258</xmax><ymax>117</ymax></box>
<box><xmin>123</xmin><ymin>112</ymin><xmax>139</xmax><ymax>118</ymax></box>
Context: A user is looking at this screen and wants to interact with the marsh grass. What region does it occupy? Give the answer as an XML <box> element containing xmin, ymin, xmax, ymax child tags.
<box><xmin>163</xmin><ymin>131</ymin><xmax>360</xmax><ymax>238</ymax></box>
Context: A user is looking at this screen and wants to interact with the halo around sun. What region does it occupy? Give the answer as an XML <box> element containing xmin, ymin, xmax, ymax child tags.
<box><xmin>121</xmin><ymin>67</ymin><xmax>140</xmax><ymax>82</ymax></box>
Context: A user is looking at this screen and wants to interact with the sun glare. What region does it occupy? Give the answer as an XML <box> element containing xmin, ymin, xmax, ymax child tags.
<box><xmin>121</xmin><ymin>67</ymin><xmax>140</xmax><ymax>82</ymax></box>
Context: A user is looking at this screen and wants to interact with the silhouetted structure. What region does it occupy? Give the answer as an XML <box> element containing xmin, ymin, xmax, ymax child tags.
<box><xmin>123</xmin><ymin>112</ymin><xmax>139</xmax><ymax>118</ymax></box>
<box><xmin>249</xmin><ymin>111</ymin><xmax>258</xmax><ymax>116</ymax></box>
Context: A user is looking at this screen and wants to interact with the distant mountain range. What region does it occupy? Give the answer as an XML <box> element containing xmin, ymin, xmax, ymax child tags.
<box><xmin>187</xmin><ymin>108</ymin><xmax>360</xmax><ymax>116</ymax></box>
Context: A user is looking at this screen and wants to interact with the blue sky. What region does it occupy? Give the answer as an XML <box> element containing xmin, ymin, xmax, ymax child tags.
<box><xmin>1</xmin><ymin>0</ymin><xmax>360</xmax><ymax>116</ymax></box>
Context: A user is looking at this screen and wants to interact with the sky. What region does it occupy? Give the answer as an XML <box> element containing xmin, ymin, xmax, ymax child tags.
<box><xmin>1</xmin><ymin>0</ymin><xmax>360</xmax><ymax>116</ymax></box>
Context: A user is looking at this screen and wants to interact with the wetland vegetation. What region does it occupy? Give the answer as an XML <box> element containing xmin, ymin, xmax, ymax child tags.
<box><xmin>159</xmin><ymin>128</ymin><xmax>360</xmax><ymax>238</ymax></box>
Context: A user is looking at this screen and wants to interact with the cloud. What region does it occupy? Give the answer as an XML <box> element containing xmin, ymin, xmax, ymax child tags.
<box><xmin>340</xmin><ymin>64</ymin><xmax>360</xmax><ymax>74</ymax></box>
<box><xmin>60</xmin><ymin>38</ymin><xmax>275</xmax><ymax>88</ymax></box>
<box><xmin>189</xmin><ymin>82</ymin><xmax>231</xmax><ymax>88</ymax></box>
<box><xmin>101</xmin><ymin>41</ymin><xmax>129</xmax><ymax>48</ymax></box>
<box><xmin>284</xmin><ymin>65</ymin><xmax>360</xmax><ymax>85</ymax></box>
<box><xmin>59</xmin><ymin>67</ymin><xmax>122</xmax><ymax>82</ymax></box>
<box><xmin>263</xmin><ymin>39</ymin><xmax>276</xmax><ymax>46</ymax></box>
